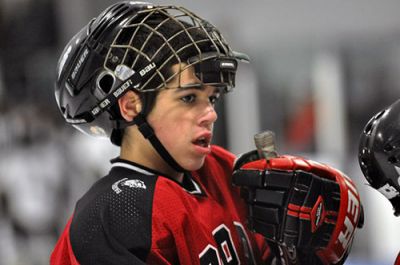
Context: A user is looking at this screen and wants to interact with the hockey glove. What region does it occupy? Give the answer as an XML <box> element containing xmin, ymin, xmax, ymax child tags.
<box><xmin>232</xmin><ymin>151</ymin><xmax>364</xmax><ymax>265</ymax></box>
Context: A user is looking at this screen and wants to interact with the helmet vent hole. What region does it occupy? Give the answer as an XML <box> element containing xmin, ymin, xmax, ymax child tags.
<box><xmin>388</xmin><ymin>156</ymin><xmax>398</xmax><ymax>164</ymax></box>
<box><xmin>91</xmin><ymin>3</ymin><xmax>129</xmax><ymax>41</ymax></box>
<box><xmin>364</xmin><ymin>120</ymin><xmax>374</xmax><ymax>135</ymax></box>
<box><xmin>97</xmin><ymin>72</ymin><xmax>115</xmax><ymax>94</ymax></box>
<box><xmin>375</xmin><ymin>109</ymin><xmax>386</xmax><ymax>119</ymax></box>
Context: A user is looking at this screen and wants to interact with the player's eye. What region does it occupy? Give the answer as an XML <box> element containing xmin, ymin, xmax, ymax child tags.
<box><xmin>209</xmin><ymin>93</ymin><xmax>220</xmax><ymax>105</ymax></box>
<box><xmin>181</xmin><ymin>94</ymin><xmax>196</xmax><ymax>104</ymax></box>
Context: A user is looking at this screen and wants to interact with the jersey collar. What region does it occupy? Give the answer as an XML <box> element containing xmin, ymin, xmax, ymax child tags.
<box><xmin>110</xmin><ymin>158</ymin><xmax>205</xmax><ymax>196</ymax></box>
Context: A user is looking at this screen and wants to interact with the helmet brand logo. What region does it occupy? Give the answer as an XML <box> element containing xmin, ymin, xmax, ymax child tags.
<box><xmin>71</xmin><ymin>47</ymin><xmax>89</xmax><ymax>80</ymax></box>
<box><xmin>66</xmin><ymin>117</ymin><xmax>87</xmax><ymax>124</ymax></box>
<box><xmin>91</xmin><ymin>106</ymin><xmax>101</xmax><ymax>116</ymax></box>
<box><xmin>113</xmin><ymin>79</ymin><xmax>133</xmax><ymax>98</ymax></box>
<box><xmin>100</xmin><ymin>98</ymin><xmax>111</xmax><ymax>108</ymax></box>
<box><xmin>139</xmin><ymin>62</ymin><xmax>156</xmax><ymax>77</ymax></box>
<box><xmin>220</xmin><ymin>61</ymin><xmax>236</xmax><ymax>70</ymax></box>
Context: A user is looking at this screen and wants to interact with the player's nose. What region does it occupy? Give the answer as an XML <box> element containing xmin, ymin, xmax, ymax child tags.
<box><xmin>198</xmin><ymin>103</ymin><xmax>218</xmax><ymax>129</ymax></box>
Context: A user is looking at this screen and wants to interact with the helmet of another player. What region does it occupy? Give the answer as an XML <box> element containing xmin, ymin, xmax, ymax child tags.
<box><xmin>359</xmin><ymin>99</ymin><xmax>400</xmax><ymax>216</ymax></box>
<box><xmin>55</xmin><ymin>1</ymin><xmax>249</xmax><ymax>146</ymax></box>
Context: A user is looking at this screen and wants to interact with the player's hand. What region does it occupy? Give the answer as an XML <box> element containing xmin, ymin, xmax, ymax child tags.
<box><xmin>232</xmin><ymin>151</ymin><xmax>364</xmax><ymax>265</ymax></box>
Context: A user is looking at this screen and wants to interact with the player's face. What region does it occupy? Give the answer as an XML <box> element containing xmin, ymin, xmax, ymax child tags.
<box><xmin>146</xmin><ymin>64</ymin><xmax>220</xmax><ymax>172</ymax></box>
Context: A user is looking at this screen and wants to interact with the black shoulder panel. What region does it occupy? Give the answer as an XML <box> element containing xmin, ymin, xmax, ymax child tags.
<box><xmin>70</xmin><ymin>166</ymin><xmax>157</xmax><ymax>264</ymax></box>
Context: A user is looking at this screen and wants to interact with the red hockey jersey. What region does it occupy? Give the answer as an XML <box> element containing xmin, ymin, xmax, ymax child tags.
<box><xmin>50</xmin><ymin>145</ymin><xmax>271</xmax><ymax>264</ymax></box>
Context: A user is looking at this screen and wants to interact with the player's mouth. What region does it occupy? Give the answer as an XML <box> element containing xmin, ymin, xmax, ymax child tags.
<box><xmin>192</xmin><ymin>133</ymin><xmax>212</xmax><ymax>154</ymax></box>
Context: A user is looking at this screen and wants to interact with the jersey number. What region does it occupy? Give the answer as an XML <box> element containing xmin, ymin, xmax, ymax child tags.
<box><xmin>199</xmin><ymin>223</ymin><xmax>255</xmax><ymax>265</ymax></box>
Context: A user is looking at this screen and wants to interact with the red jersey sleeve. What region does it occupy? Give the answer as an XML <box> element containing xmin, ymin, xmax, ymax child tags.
<box><xmin>50</xmin><ymin>218</ymin><xmax>80</xmax><ymax>265</ymax></box>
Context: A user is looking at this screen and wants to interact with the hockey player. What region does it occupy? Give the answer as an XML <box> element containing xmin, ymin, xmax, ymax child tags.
<box><xmin>51</xmin><ymin>2</ymin><xmax>363</xmax><ymax>264</ymax></box>
<box><xmin>359</xmin><ymin>99</ymin><xmax>400</xmax><ymax>265</ymax></box>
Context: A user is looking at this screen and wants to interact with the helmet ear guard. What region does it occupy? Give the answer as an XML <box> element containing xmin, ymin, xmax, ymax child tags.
<box><xmin>358</xmin><ymin>99</ymin><xmax>400</xmax><ymax>216</ymax></box>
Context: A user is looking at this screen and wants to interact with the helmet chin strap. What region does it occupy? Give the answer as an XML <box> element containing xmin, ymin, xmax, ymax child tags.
<box><xmin>133</xmin><ymin>113</ymin><xmax>186</xmax><ymax>173</ymax></box>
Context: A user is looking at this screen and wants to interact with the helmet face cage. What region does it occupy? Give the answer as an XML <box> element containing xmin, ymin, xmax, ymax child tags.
<box><xmin>55</xmin><ymin>2</ymin><xmax>249</xmax><ymax>139</ymax></box>
<box><xmin>104</xmin><ymin>5</ymin><xmax>243</xmax><ymax>93</ymax></box>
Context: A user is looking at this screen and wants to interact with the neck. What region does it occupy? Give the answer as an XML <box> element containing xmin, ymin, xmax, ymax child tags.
<box><xmin>120</xmin><ymin>129</ymin><xmax>184</xmax><ymax>183</ymax></box>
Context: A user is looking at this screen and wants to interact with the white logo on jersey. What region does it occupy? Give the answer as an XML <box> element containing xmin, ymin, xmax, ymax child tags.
<box><xmin>122</xmin><ymin>179</ymin><xmax>146</xmax><ymax>189</ymax></box>
<box><xmin>112</xmin><ymin>178</ymin><xmax>146</xmax><ymax>194</ymax></box>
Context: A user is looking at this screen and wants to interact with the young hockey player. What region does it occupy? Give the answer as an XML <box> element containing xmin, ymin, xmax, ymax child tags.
<box><xmin>51</xmin><ymin>2</ymin><xmax>363</xmax><ymax>264</ymax></box>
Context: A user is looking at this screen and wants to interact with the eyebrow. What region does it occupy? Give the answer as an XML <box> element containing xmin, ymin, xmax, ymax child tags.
<box><xmin>177</xmin><ymin>83</ymin><xmax>202</xmax><ymax>90</ymax></box>
<box><xmin>175</xmin><ymin>83</ymin><xmax>222</xmax><ymax>93</ymax></box>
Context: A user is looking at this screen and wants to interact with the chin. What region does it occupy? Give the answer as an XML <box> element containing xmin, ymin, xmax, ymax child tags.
<box><xmin>181</xmin><ymin>157</ymin><xmax>206</xmax><ymax>172</ymax></box>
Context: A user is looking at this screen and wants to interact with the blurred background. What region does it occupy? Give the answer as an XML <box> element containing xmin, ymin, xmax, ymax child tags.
<box><xmin>0</xmin><ymin>0</ymin><xmax>400</xmax><ymax>264</ymax></box>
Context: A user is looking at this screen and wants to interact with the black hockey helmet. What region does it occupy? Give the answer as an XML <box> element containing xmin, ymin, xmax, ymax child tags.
<box><xmin>55</xmin><ymin>1</ymin><xmax>249</xmax><ymax>142</ymax></box>
<box><xmin>359</xmin><ymin>99</ymin><xmax>400</xmax><ymax>216</ymax></box>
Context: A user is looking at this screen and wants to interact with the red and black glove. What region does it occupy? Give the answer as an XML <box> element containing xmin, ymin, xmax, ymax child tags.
<box><xmin>232</xmin><ymin>150</ymin><xmax>364</xmax><ymax>265</ymax></box>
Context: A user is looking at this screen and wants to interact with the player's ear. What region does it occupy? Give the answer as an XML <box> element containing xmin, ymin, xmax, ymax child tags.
<box><xmin>118</xmin><ymin>90</ymin><xmax>142</xmax><ymax>122</ymax></box>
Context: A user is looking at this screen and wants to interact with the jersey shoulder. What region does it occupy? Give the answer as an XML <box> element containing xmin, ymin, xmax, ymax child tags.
<box><xmin>69</xmin><ymin>166</ymin><xmax>158</xmax><ymax>263</ymax></box>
